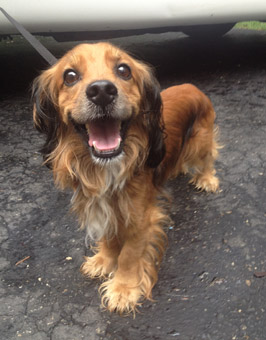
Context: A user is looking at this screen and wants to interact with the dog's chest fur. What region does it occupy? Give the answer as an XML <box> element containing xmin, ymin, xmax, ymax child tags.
<box><xmin>71</xmin><ymin>161</ymin><xmax>129</xmax><ymax>243</ymax></box>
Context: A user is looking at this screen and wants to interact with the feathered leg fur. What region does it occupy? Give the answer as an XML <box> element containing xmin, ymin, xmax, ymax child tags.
<box><xmin>80</xmin><ymin>176</ymin><xmax>168</xmax><ymax>314</ymax></box>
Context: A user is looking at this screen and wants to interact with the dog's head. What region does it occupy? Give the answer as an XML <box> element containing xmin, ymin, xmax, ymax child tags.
<box><xmin>33</xmin><ymin>42</ymin><xmax>165</xmax><ymax>169</ymax></box>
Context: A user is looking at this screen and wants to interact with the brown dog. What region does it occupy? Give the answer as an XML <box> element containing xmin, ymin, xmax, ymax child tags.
<box><xmin>32</xmin><ymin>42</ymin><xmax>219</xmax><ymax>314</ymax></box>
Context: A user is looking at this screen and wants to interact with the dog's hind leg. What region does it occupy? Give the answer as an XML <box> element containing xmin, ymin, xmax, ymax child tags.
<box><xmin>189</xmin><ymin>149</ymin><xmax>219</xmax><ymax>192</ymax></box>
<box><xmin>182</xmin><ymin>126</ymin><xmax>220</xmax><ymax>192</ymax></box>
<box><xmin>162</xmin><ymin>84</ymin><xmax>220</xmax><ymax>192</ymax></box>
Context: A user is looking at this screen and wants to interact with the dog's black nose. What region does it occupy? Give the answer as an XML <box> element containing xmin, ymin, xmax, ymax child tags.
<box><xmin>86</xmin><ymin>80</ymin><xmax>117</xmax><ymax>107</ymax></box>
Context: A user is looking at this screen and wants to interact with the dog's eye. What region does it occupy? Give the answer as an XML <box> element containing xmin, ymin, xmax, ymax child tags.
<box><xmin>116</xmin><ymin>64</ymin><xmax>132</xmax><ymax>80</ymax></box>
<box><xmin>63</xmin><ymin>69</ymin><xmax>80</xmax><ymax>86</ymax></box>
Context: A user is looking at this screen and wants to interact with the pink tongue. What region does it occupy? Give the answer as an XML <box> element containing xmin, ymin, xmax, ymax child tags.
<box><xmin>88</xmin><ymin>119</ymin><xmax>121</xmax><ymax>151</ymax></box>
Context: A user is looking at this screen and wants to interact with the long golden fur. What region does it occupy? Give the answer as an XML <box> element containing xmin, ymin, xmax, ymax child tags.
<box><xmin>32</xmin><ymin>42</ymin><xmax>219</xmax><ymax>314</ymax></box>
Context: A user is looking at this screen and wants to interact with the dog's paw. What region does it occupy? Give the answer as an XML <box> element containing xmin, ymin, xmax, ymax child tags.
<box><xmin>99</xmin><ymin>279</ymin><xmax>143</xmax><ymax>315</ymax></box>
<box><xmin>80</xmin><ymin>255</ymin><xmax>117</xmax><ymax>279</ymax></box>
<box><xmin>190</xmin><ymin>171</ymin><xmax>219</xmax><ymax>192</ymax></box>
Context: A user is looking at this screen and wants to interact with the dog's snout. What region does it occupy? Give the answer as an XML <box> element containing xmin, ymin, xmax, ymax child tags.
<box><xmin>86</xmin><ymin>80</ymin><xmax>118</xmax><ymax>107</ymax></box>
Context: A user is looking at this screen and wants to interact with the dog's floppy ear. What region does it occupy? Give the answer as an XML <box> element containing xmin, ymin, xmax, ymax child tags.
<box><xmin>32</xmin><ymin>69</ymin><xmax>62</xmax><ymax>167</ymax></box>
<box><xmin>140</xmin><ymin>67</ymin><xmax>166</xmax><ymax>168</ymax></box>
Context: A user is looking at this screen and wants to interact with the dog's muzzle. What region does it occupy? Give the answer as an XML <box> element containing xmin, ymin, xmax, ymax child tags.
<box><xmin>71</xmin><ymin>80</ymin><xmax>131</xmax><ymax>160</ymax></box>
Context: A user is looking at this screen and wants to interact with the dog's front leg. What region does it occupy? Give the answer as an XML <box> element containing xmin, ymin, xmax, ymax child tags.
<box><xmin>81</xmin><ymin>238</ymin><xmax>120</xmax><ymax>279</ymax></box>
<box><xmin>100</xmin><ymin>207</ymin><xmax>167</xmax><ymax>315</ymax></box>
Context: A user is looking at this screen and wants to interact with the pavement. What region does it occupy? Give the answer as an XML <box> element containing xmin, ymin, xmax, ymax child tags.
<box><xmin>1</xmin><ymin>28</ymin><xmax>266</xmax><ymax>340</ymax></box>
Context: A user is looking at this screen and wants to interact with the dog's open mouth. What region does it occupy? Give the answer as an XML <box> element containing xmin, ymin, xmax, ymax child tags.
<box><xmin>87</xmin><ymin>118</ymin><xmax>124</xmax><ymax>158</ymax></box>
<box><xmin>72</xmin><ymin>117</ymin><xmax>130</xmax><ymax>159</ymax></box>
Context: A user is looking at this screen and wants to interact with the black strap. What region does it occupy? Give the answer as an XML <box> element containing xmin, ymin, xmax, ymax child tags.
<box><xmin>0</xmin><ymin>7</ymin><xmax>58</xmax><ymax>66</ymax></box>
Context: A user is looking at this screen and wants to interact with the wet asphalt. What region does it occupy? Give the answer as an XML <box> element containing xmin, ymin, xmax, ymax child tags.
<box><xmin>0</xmin><ymin>28</ymin><xmax>266</xmax><ymax>340</ymax></box>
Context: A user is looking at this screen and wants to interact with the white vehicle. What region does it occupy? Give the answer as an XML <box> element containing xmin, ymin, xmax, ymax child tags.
<box><xmin>1</xmin><ymin>0</ymin><xmax>266</xmax><ymax>40</ymax></box>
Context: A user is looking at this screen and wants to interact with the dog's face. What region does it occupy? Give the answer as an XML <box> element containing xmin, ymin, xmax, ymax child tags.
<box><xmin>33</xmin><ymin>42</ymin><xmax>165</xmax><ymax>168</ymax></box>
<box><xmin>57</xmin><ymin>43</ymin><xmax>147</xmax><ymax>160</ymax></box>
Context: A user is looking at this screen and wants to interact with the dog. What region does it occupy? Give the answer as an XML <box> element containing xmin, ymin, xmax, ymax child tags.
<box><xmin>32</xmin><ymin>42</ymin><xmax>219</xmax><ymax>314</ymax></box>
